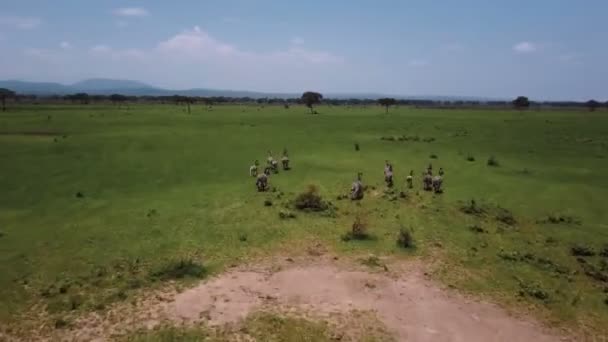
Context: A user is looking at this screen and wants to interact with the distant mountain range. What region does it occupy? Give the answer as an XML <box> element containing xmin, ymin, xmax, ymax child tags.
<box><xmin>0</xmin><ymin>78</ymin><xmax>505</xmax><ymax>101</ymax></box>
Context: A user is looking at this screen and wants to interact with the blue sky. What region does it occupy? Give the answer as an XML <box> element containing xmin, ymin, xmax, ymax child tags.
<box><xmin>0</xmin><ymin>0</ymin><xmax>606</xmax><ymax>100</ymax></box>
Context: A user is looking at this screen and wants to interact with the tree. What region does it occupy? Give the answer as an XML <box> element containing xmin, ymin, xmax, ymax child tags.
<box><xmin>586</xmin><ymin>99</ymin><xmax>600</xmax><ymax>112</ymax></box>
<box><xmin>110</xmin><ymin>94</ymin><xmax>128</xmax><ymax>105</ymax></box>
<box><xmin>378</xmin><ymin>98</ymin><xmax>397</xmax><ymax>114</ymax></box>
<box><xmin>0</xmin><ymin>88</ymin><xmax>16</xmax><ymax>112</ymax></box>
<box><xmin>512</xmin><ymin>96</ymin><xmax>530</xmax><ymax>110</ymax></box>
<box><xmin>301</xmin><ymin>91</ymin><xmax>323</xmax><ymax>114</ymax></box>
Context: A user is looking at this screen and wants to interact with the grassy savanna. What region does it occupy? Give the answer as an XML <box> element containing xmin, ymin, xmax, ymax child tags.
<box><xmin>1</xmin><ymin>104</ymin><xmax>607</xmax><ymax>336</ymax></box>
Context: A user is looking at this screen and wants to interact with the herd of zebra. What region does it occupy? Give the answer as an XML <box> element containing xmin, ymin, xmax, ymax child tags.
<box><xmin>249</xmin><ymin>152</ymin><xmax>444</xmax><ymax>199</ymax></box>
<box><xmin>350</xmin><ymin>162</ymin><xmax>444</xmax><ymax>200</ymax></box>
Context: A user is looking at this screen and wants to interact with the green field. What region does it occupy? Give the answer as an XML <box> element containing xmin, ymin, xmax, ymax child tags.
<box><xmin>1</xmin><ymin>104</ymin><xmax>607</xmax><ymax>336</ymax></box>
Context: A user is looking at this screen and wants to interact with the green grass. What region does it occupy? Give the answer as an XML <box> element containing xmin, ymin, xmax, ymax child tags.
<box><xmin>123</xmin><ymin>311</ymin><xmax>390</xmax><ymax>341</ymax></box>
<box><xmin>1</xmin><ymin>104</ymin><xmax>608</xmax><ymax>333</ymax></box>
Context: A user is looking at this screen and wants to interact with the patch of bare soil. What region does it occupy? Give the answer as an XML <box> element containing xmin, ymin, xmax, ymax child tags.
<box><xmin>18</xmin><ymin>256</ymin><xmax>567</xmax><ymax>341</ymax></box>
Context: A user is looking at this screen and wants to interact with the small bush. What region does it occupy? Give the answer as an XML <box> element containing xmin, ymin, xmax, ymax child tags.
<box><xmin>495</xmin><ymin>207</ymin><xmax>516</xmax><ymax>225</ymax></box>
<box><xmin>75</xmin><ymin>192</ymin><xmax>84</xmax><ymax>198</ymax></box>
<box><xmin>342</xmin><ymin>215</ymin><xmax>370</xmax><ymax>241</ymax></box>
<box><xmin>380</xmin><ymin>136</ymin><xmax>396</xmax><ymax>141</ymax></box>
<box><xmin>429</xmin><ymin>154</ymin><xmax>438</xmax><ymax>159</ymax></box>
<box><xmin>149</xmin><ymin>258</ymin><xmax>207</xmax><ymax>281</ymax></box>
<box><xmin>469</xmin><ymin>225</ymin><xmax>487</xmax><ymax>233</ymax></box>
<box><xmin>354</xmin><ymin>142</ymin><xmax>360</xmax><ymax>151</ymax></box>
<box><xmin>571</xmin><ymin>245</ymin><xmax>596</xmax><ymax>257</ymax></box>
<box><xmin>278</xmin><ymin>210</ymin><xmax>296</xmax><ymax>219</ymax></box>
<box><xmin>396</xmin><ymin>228</ymin><xmax>413</xmax><ymax>248</ymax></box>
<box><xmin>538</xmin><ymin>214</ymin><xmax>580</xmax><ymax>225</ymax></box>
<box><xmin>238</xmin><ymin>233</ymin><xmax>248</xmax><ymax>242</ymax></box>
<box><xmin>466</xmin><ymin>155</ymin><xmax>475</xmax><ymax>162</ymax></box>
<box><xmin>360</xmin><ymin>255</ymin><xmax>384</xmax><ymax>268</ymax></box>
<box><xmin>487</xmin><ymin>156</ymin><xmax>499</xmax><ymax>167</ymax></box>
<box><xmin>264</xmin><ymin>199</ymin><xmax>273</xmax><ymax>207</ymax></box>
<box><xmin>293</xmin><ymin>185</ymin><xmax>328</xmax><ymax>212</ymax></box>
<box><xmin>54</xmin><ymin>318</ymin><xmax>70</xmax><ymax>329</ymax></box>
<box><xmin>601</xmin><ymin>246</ymin><xmax>608</xmax><ymax>258</ymax></box>
<box><xmin>460</xmin><ymin>199</ymin><xmax>485</xmax><ymax>216</ymax></box>
<box><xmin>518</xmin><ymin>281</ymin><xmax>549</xmax><ymax>301</ymax></box>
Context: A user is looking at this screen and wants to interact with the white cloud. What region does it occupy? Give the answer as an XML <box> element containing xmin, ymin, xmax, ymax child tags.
<box><xmin>291</xmin><ymin>37</ymin><xmax>305</xmax><ymax>45</ymax></box>
<box><xmin>60</xmin><ymin>41</ymin><xmax>71</xmax><ymax>49</ymax></box>
<box><xmin>12</xmin><ymin>26</ymin><xmax>345</xmax><ymax>92</ymax></box>
<box><xmin>0</xmin><ymin>15</ymin><xmax>41</xmax><ymax>30</ymax></box>
<box><xmin>513</xmin><ymin>41</ymin><xmax>537</xmax><ymax>53</ymax></box>
<box><xmin>113</xmin><ymin>7</ymin><xmax>149</xmax><ymax>17</ymax></box>
<box><xmin>156</xmin><ymin>26</ymin><xmax>342</xmax><ymax>65</ymax></box>
<box><xmin>408</xmin><ymin>59</ymin><xmax>429</xmax><ymax>67</ymax></box>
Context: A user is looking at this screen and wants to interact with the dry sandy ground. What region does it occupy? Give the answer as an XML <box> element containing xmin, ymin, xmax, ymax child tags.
<box><xmin>11</xmin><ymin>255</ymin><xmax>569</xmax><ymax>341</ymax></box>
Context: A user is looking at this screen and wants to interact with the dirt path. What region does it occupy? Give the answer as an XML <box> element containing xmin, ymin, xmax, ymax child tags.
<box><xmin>39</xmin><ymin>256</ymin><xmax>566</xmax><ymax>341</ymax></box>
<box><xmin>167</xmin><ymin>258</ymin><xmax>562</xmax><ymax>341</ymax></box>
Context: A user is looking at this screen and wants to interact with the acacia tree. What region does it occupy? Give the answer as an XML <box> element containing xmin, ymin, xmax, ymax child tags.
<box><xmin>512</xmin><ymin>96</ymin><xmax>530</xmax><ymax>110</ymax></box>
<box><xmin>110</xmin><ymin>94</ymin><xmax>128</xmax><ymax>105</ymax></box>
<box><xmin>378</xmin><ymin>98</ymin><xmax>397</xmax><ymax>114</ymax></box>
<box><xmin>301</xmin><ymin>91</ymin><xmax>323</xmax><ymax>114</ymax></box>
<box><xmin>0</xmin><ymin>88</ymin><xmax>16</xmax><ymax>112</ymax></box>
<box><xmin>586</xmin><ymin>99</ymin><xmax>600</xmax><ymax>112</ymax></box>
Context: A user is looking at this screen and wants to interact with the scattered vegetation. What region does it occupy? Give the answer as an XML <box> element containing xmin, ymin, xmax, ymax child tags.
<box><xmin>571</xmin><ymin>245</ymin><xmax>596</xmax><ymax>257</ymax></box>
<box><xmin>498</xmin><ymin>250</ymin><xmax>569</xmax><ymax>275</ymax></box>
<box><xmin>342</xmin><ymin>214</ymin><xmax>371</xmax><ymax>241</ymax></box>
<box><xmin>360</xmin><ymin>255</ymin><xmax>386</xmax><ymax>269</ymax></box>
<box><xmin>517</xmin><ymin>278</ymin><xmax>550</xmax><ymax>301</ymax></box>
<box><xmin>460</xmin><ymin>199</ymin><xmax>485</xmax><ymax>216</ymax></box>
<box><xmin>396</xmin><ymin>227</ymin><xmax>414</xmax><ymax>248</ymax></box>
<box><xmin>429</xmin><ymin>154</ymin><xmax>438</xmax><ymax>159</ymax></box>
<box><xmin>487</xmin><ymin>155</ymin><xmax>500</xmax><ymax>167</ymax></box>
<box><xmin>149</xmin><ymin>258</ymin><xmax>207</xmax><ymax>281</ymax></box>
<box><xmin>293</xmin><ymin>185</ymin><xmax>329</xmax><ymax>212</ymax></box>
<box><xmin>495</xmin><ymin>207</ymin><xmax>516</xmax><ymax>225</ymax></box>
<box><xmin>466</xmin><ymin>154</ymin><xmax>475</xmax><ymax>162</ymax></box>
<box><xmin>264</xmin><ymin>199</ymin><xmax>273</xmax><ymax>207</ymax></box>
<box><xmin>468</xmin><ymin>225</ymin><xmax>487</xmax><ymax>233</ymax></box>
<box><xmin>278</xmin><ymin>210</ymin><xmax>296</xmax><ymax>219</ymax></box>
<box><xmin>537</xmin><ymin>214</ymin><xmax>581</xmax><ymax>225</ymax></box>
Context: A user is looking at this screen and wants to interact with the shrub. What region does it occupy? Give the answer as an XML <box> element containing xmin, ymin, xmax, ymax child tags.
<box><xmin>264</xmin><ymin>199</ymin><xmax>273</xmax><ymax>207</ymax></box>
<box><xmin>360</xmin><ymin>255</ymin><xmax>384</xmax><ymax>268</ymax></box>
<box><xmin>75</xmin><ymin>192</ymin><xmax>84</xmax><ymax>198</ymax></box>
<box><xmin>487</xmin><ymin>156</ymin><xmax>500</xmax><ymax>167</ymax></box>
<box><xmin>396</xmin><ymin>228</ymin><xmax>413</xmax><ymax>248</ymax></box>
<box><xmin>469</xmin><ymin>225</ymin><xmax>487</xmax><ymax>233</ymax></box>
<box><xmin>54</xmin><ymin>318</ymin><xmax>70</xmax><ymax>329</ymax></box>
<box><xmin>238</xmin><ymin>233</ymin><xmax>248</xmax><ymax>242</ymax></box>
<box><xmin>149</xmin><ymin>258</ymin><xmax>207</xmax><ymax>281</ymax></box>
<box><xmin>342</xmin><ymin>215</ymin><xmax>370</xmax><ymax>241</ymax></box>
<box><xmin>278</xmin><ymin>210</ymin><xmax>296</xmax><ymax>219</ymax></box>
<box><xmin>466</xmin><ymin>155</ymin><xmax>475</xmax><ymax>162</ymax></box>
<box><xmin>354</xmin><ymin>142</ymin><xmax>360</xmax><ymax>151</ymax></box>
<box><xmin>518</xmin><ymin>281</ymin><xmax>549</xmax><ymax>301</ymax></box>
<box><xmin>495</xmin><ymin>207</ymin><xmax>516</xmax><ymax>225</ymax></box>
<box><xmin>460</xmin><ymin>199</ymin><xmax>485</xmax><ymax>216</ymax></box>
<box><xmin>429</xmin><ymin>154</ymin><xmax>438</xmax><ymax>159</ymax></box>
<box><xmin>601</xmin><ymin>246</ymin><xmax>608</xmax><ymax>258</ymax></box>
<box><xmin>571</xmin><ymin>245</ymin><xmax>596</xmax><ymax>257</ymax></box>
<box><xmin>293</xmin><ymin>185</ymin><xmax>328</xmax><ymax>212</ymax></box>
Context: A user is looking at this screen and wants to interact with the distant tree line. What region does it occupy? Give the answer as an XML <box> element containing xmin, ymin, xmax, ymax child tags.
<box><xmin>0</xmin><ymin>87</ymin><xmax>606</xmax><ymax>113</ymax></box>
